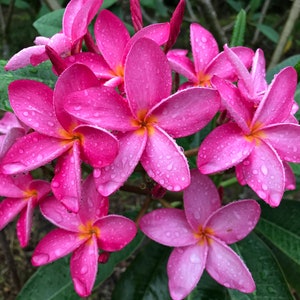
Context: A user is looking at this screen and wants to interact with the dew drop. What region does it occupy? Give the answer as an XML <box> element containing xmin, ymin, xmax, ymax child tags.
<box><xmin>261</xmin><ymin>165</ymin><xmax>268</xmax><ymax>175</ymax></box>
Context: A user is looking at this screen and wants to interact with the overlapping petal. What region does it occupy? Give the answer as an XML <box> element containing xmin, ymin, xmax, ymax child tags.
<box><xmin>0</xmin><ymin>173</ymin><xmax>25</xmax><ymax>197</ymax></box>
<box><xmin>17</xmin><ymin>200</ymin><xmax>34</xmax><ymax>247</ymax></box>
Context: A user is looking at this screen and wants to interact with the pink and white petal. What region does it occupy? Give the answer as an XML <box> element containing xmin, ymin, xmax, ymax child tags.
<box><xmin>79</xmin><ymin>174</ymin><xmax>109</xmax><ymax>224</ymax></box>
<box><xmin>239</xmin><ymin>141</ymin><xmax>285</xmax><ymax>207</ymax></box>
<box><xmin>190</xmin><ymin>23</ymin><xmax>219</xmax><ymax>74</ymax></box>
<box><xmin>94</xmin><ymin>131</ymin><xmax>147</xmax><ymax>196</ymax></box>
<box><xmin>211</xmin><ymin>76</ymin><xmax>252</xmax><ymax>134</ymax></box>
<box><xmin>0</xmin><ymin>112</ymin><xmax>24</xmax><ymax>133</ymax></box>
<box><xmin>70</xmin><ymin>235</ymin><xmax>99</xmax><ymax>298</ymax></box>
<box><xmin>16</xmin><ymin>199</ymin><xmax>34</xmax><ymax>247</ymax></box>
<box><xmin>31</xmin><ymin>228</ymin><xmax>85</xmax><ymax>266</ymax></box>
<box><xmin>197</xmin><ymin>123</ymin><xmax>255</xmax><ymax>174</ymax></box>
<box><xmin>283</xmin><ymin>162</ymin><xmax>296</xmax><ymax>190</ymax></box>
<box><xmin>262</xmin><ymin>123</ymin><xmax>300</xmax><ymax>162</ymax></box>
<box><xmin>205</xmin><ymin>200</ymin><xmax>260</xmax><ymax>244</ymax></box>
<box><xmin>65</xmin><ymin>88</ymin><xmax>133</xmax><ymax>131</ymax></box>
<box><xmin>1</xmin><ymin>132</ymin><xmax>72</xmax><ymax>174</ymax></box>
<box><xmin>0</xmin><ymin>173</ymin><xmax>25</xmax><ymax>198</ymax></box>
<box><xmin>94</xmin><ymin>10</ymin><xmax>130</xmax><ymax>71</ymax></box>
<box><xmin>73</xmin><ymin>124</ymin><xmax>118</xmax><ymax>168</ymax></box>
<box><xmin>140</xmin><ymin>208</ymin><xmax>196</xmax><ymax>247</ymax></box>
<box><xmin>207</xmin><ymin>46</ymin><xmax>254</xmax><ymax>81</ymax></box>
<box><xmin>252</xmin><ymin>67</ymin><xmax>297</xmax><ymax>127</ymax></box>
<box><xmin>166</xmin><ymin>50</ymin><xmax>197</xmax><ymax>82</ymax></box>
<box><xmin>0</xmin><ymin>198</ymin><xmax>26</xmax><ymax>230</ymax></box>
<box><xmin>51</xmin><ymin>142</ymin><xmax>81</xmax><ymax>212</ymax></box>
<box><xmin>40</xmin><ymin>196</ymin><xmax>81</xmax><ymax>232</ymax></box>
<box><xmin>53</xmin><ymin>64</ymin><xmax>100</xmax><ymax>131</ymax></box>
<box><xmin>47</xmin><ymin>33</ymin><xmax>72</xmax><ymax>57</ymax></box>
<box><xmin>125</xmin><ymin>38</ymin><xmax>172</xmax><ymax>116</ymax></box>
<box><xmin>95</xmin><ymin>215</ymin><xmax>137</xmax><ymax>251</ymax></box>
<box><xmin>206</xmin><ymin>237</ymin><xmax>255</xmax><ymax>293</ymax></box>
<box><xmin>8</xmin><ymin>80</ymin><xmax>63</xmax><ymax>137</ymax></box>
<box><xmin>4</xmin><ymin>45</ymin><xmax>46</xmax><ymax>71</ymax></box>
<box><xmin>151</xmin><ymin>87</ymin><xmax>220</xmax><ymax>138</ymax></box>
<box><xmin>167</xmin><ymin>243</ymin><xmax>208</xmax><ymax>300</ymax></box>
<box><xmin>184</xmin><ymin>169</ymin><xmax>221</xmax><ymax>231</ymax></box>
<box><xmin>141</xmin><ymin>126</ymin><xmax>190</xmax><ymax>191</ymax></box>
<box><xmin>250</xmin><ymin>49</ymin><xmax>267</xmax><ymax>96</ymax></box>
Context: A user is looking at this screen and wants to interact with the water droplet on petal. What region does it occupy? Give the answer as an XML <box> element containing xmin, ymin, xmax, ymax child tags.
<box><xmin>261</xmin><ymin>165</ymin><xmax>268</xmax><ymax>175</ymax></box>
<box><xmin>32</xmin><ymin>253</ymin><xmax>49</xmax><ymax>265</ymax></box>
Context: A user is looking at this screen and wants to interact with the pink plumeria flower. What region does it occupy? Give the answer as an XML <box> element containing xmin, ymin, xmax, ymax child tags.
<box><xmin>140</xmin><ymin>170</ymin><xmax>260</xmax><ymax>300</ymax></box>
<box><xmin>5</xmin><ymin>0</ymin><xmax>103</xmax><ymax>70</ymax></box>
<box><xmin>31</xmin><ymin>175</ymin><xmax>137</xmax><ymax>297</ymax></box>
<box><xmin>64</xmin><ymin>38</ymin><xmax>220</xmax><ymax>196</ymax></box>
<box><xmin>1</xmin><ymin>64</ymin><xmax>119</xmax><ymax>212</ymax></box>
<box><xmin>198</xmin><ymin>66</ymin><xmax>300</xmax><ymax>207</ymax></box>
<box><xmin>0</xmin><ymin>172</ymin><xmax>50</xmax><ymax>247</ymax></box>
<box><xmin>167</xmin><ymin>23</ymin><xmax>254</xmax><ymax>89</ymax></box>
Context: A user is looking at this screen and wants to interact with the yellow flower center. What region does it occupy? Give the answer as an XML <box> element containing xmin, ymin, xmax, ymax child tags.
<box><xmin>196</xmin><ymin>71</ymin><xmax>211</xmax><ymax>87</ymax></box>
<box><xmin>244</xmin><ymin>121</ymin><xmax>266</xmax><ymax>145</ymax></box>
<box><xmin>131</xmin><ymin>109</ymin><xmax>158</xmax><ymax>135</ymax></box>
<box><xmin>193</xmin><ymin>225</ymin><xmax>214</xmax><ymax>245</ymax></box>
<box><xmin>78</xmin><ymin>221</ymin><xmax>100</xmax><ymax>244</ymax></box>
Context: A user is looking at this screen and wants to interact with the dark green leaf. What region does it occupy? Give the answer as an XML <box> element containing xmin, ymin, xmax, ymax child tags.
<box><xmin>230</xmin><ymin>9</ymin><xmax>246</xmax><ymax>47</ymax></box>
<box><xmin>256</xmin><ymin>24</ymin><xmax>279</xmax><ymax>43</ymax></box>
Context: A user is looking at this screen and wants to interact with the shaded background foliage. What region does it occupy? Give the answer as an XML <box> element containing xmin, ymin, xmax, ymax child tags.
<box><xmin>0</xmin><ymin>0</ymin><xmax>300</xmax><ymax>299</ymax></box>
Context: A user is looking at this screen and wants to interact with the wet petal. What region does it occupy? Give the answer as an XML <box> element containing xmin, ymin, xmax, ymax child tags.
<box><xmin>140</xmin><ymin>208</ymin><xmax>196</xmax><ymax>247</ymax></box>
<box><xmin>17</xmin><ymin>200</ymin><xmax>34</xmax><ymax>248</ymax></box>
<box><xmin>0</xmin><ymin>173</ymin><xmax>25</xmax><ymax>198</ymax></box>
<box><xmin>283</xmin><ymin>162</ymin><xmax>296</xmax><ymax>190</ymax></box>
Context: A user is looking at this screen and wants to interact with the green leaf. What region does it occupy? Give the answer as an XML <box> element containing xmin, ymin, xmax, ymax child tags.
<box><xmin>230</xmin><ymin>9</ymin><xmax>247</xmax><ymax>47</ymax></box>
<box><xmin>17</xmin><ymin>231</ymin><xmax>144</xmax><ymax>300</ymax></box>
<box><xmin>294</xmin><ymin>60</ymin><xmax>300</xmax><ymax>83</ymax></box>
<box><xmin>33</xmin><ymin>9</ymin><xmax>64</xmax><ymax>37</ymax></box>
<box><xmin>256</xmin><ymin>24</ymin><xmax>279</xmax><ymax>43</ymax></box>
<box><xmin>112</xmin><ymin>239</ymin><xmax>172</xmax><ymax>300</ymax></box>
<box><xmin>102</xmin><ymin>0</ymin><xmax>118</xmax><ymax>9</ymax></box>
<box><xmin>0</xmin><ymin>60</ymin><xmax>57</xmax><ymax>112</ymax></box>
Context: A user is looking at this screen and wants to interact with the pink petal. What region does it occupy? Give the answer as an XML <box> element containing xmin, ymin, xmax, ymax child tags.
<box><xmin>53</xmin><ymin>63</ymin><xmax>100</xmax><ymax>131</ymax></box>
<box><xmin>197</xmin><ymin>122</ymin><xmax>255</xmax><ymax>174</ymax></box>
<box><xmin>283</xmin><ymin>162</ymin><xmax>296</xmax><ymax>190</ymax></box>
<box><xmin>167</xmin><ymin>243</ymin><xmax>208</xmax><ymax>300</ymax></box>
<box><xmin>31</xmin><ymin>228</ymin><xmax>84</xmax><ymax>266</ymax></box>
<box><xmin>0</xmin><ymin>112</ymin><xmax>24</xmax><ymax>133</ymax></box>
<box><xmin>252</xmin><ymin>67</ymin><xmax>297</xmax><ymax>127</ymax></box>
<box><xmin>239</xmin><ymin>141</ymin><xmax>285</xmax><ymax>207</ymax></box>
<box><xmin>94</xmin><ymin>131</ymin><xmax>147</xmax><ymax>196</ymax></box>
<box><xmin>94</xmin><ymin>9</ymin><xmax>130</xmax><ymax>71</ymax></box>
<box><xmin>151</xmin><ymin>87</ymin><xmax>219</xmax><ymax>137</ymax></box>
<box><xmin>0</xmin><ymin>128</ymin><xmax>26</xmax><ymax>159</ymax></box>
<box><xmin>0</xmin><ymin>198</ymin><xmax>26</xmax><ymax>230</ymax></box>
<box><xmin>78</xmin><ymin>175</ymin><xmax>109</xmax><ymax>224</ymax></box>
<box><xmin>140</xmin><ymin>208</ymin><xmax>196</xmax><ymax>247</ymax></box>
<box><xmin>190</xmin><ymin>23</ymin><xmax>219</xmax><ymax>74</ymax></box>
<box><xmin>0</xmin><ymin>173</ymin><xmax>25</xmax><ymax>198</ymax></box>
<box><xmin>206</xmin><ymin>237</ymin><xmax>255</xmax><ymax>293</ymax></box>
<box><xmin>184</xmin><ymin>170</ymin><xmax>221</xmax><ymax>231</ymax></box>
<box><xmin>51</xmin><ymin>141</ymin><xmax>81</xmax><ymax>212</ymax></box>
<box><xmin>262</xmin><ymin>123</ymin><xmax>300</xmax><ymax>162</ymax></box>
<box><xmin>1</xmin><ymin>132</ymin><xmax>72</xmax><ymax>174</ymax></box>
<box><xmin>65</xmin><ymin>86</ymin><xmax>134</xmax><ymax>132</ymax></box>
<box><xmin>46</xmin><ymin>33</ymin><xmax>72</xmax><ymax>59</ymax></box>
<box><xmin>29</xmin><ymin>179</ymin><xmax>51</xmax><ymax>201</ymax></box>
<box><xmin>8</xmin><ymin>80</ymin><xmax>63</xmax><ymax>137</ymax></box>
<box><xmin>40</xmin><ymin>196</ymin><xmax>81</xmax><ymax>232</ymax></box>
<box><xmin>125</xmin><ymin>38</ymin><xmax>172</xmax><ymax>116</ymax></box>
<box><xmin>70</xmin><ymin>235</ymin><xmax>99</xmax><ymax>297</ymax></box>
<box><xmin>73</xmin><ymin>124</ymin><xmax>118</xmax><ymax>168</ymax></box>
<box><xmin>17</xmin><ymin>200</ymin><xmax>34</xmax><ymax>247</ymax></box>
<box><xmin>205</xmin><ymin>200</ymin><xmax>260</xmax><ymax>244</ymax></box>
<box><xmin>141</xmin><ymin>126</ymin><xmax>190</xmax><ymax>191</ymax></box>
<box><xmin>95</xmin><ymin>215</ymin><xmax>137</xmax><ymax>251</ymax></box>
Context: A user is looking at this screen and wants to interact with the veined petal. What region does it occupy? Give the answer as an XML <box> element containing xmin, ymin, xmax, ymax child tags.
<box><xmin>184</xmin><ymin>170</ymin><xmax>221</xmax><ymax>231</ymax></box>
<box><xmin>8</xmin><ymin>80</ymin><xmax>63</xmax><ymax>137</ymax></box>
<box><xmin>1</xmin><ymin>132</ymin><xmax>72</xmax><ymax>174</ymax></box>
<box><xmin>51</xmin><ymin>142</ymin><xmax>81</xmax><ymax>212</ymax></box>
<box><xmin>73</xmin><ymin>124</ymin><xmax>118</xmax><ymax>168</ymax></box>
<box><xmin>140</xmin><ymin>208</ymin><xmax>196</xmax><ymax>247</ymax></box>
<box><xmin>95</xmin><ymin>9</ymin><xmax>130</xmax><ymax>71</ymax></box>
<box><xmin>40</xmin><ymin>196</ymin><xmax>81</xmax><ymax>232</ymax></box>
<box><xmin>151</xmin><ymin>87</ymin><xmax>220</xmax><ymax>138</ymax></box>
<box><xmin>70</xmin><ymin>235</ymin><xmax>99</xmax><ymax>298</ymax></box>
<box><xmin>239</xmin><ymin>141</ymin><xmax>285</xmax><ymax>207</ymax></box>
<box><xmin>94</xmin><ymin>131</ymin><xmax>147</xmax><ymax>196</ymax></box>
<box><xmin>65</xmin><ymin>86</ymin><xmax>134</xmax><ymax>131</ymax></box>
<box><xmin>262</xmin><ymin>123</ymin><xmax>300</xmax><ymax>162</ymax></box>
<box><xmin>125</xmin><ymin>38</ymin><xmax>172</xmax><ymax>116</ymax></box>
<box><xmin>167</xmin><ymin>244</ymin><xmax>208</xmax><ymax>300</ymax></box>
<box><xmin>206</xmin><ymin>237</ymin><xmax>255</xmax><ymax>293</ymax></box>
<box><xmin>141</xmin><ymin>126</ymin><xmax>190</xmax><ymax>191</ymax></box>
<box><xmin>205</xmin><ymin>200</ymin><xmax>260</xmax><ymax>244</ymax></box>
<box><xmin>79</xmin><ymin>175</ymin><xmax>109</xmax><ymax>224</ymax></box>
<box><xmin>0</xmin><ymin>173</ymin><xmax>25</xmax><ymax>198</ymax></box>
<box><xmin>252</xmin><ymin>67</ymin><xmax>297</xmax><ymax>127</ymax></box>
<box><xmin>95</xmin><ymin>215</ymin><xmax>137</xmax><ymax>251</ymax></box>
<box><xmin>31</xmin><ymin>228</ymin><xmax>84</xmax><ymax>266</ymax></box>
<box><xmin>190</xmin><ymin>23</ymin><xmax>219</xmax><ymax>74</ymax></box>
<box><xmin>197</xmin><ymin>123</ymin><xmax>255</xmax><ymax>174</ymax></box>
<box><xmin>17</xmin><ymin>200</ymin><xmax>34</xmax><ymax>248</ymax></box>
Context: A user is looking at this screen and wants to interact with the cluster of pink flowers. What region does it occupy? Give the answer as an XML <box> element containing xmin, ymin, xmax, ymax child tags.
<box><xmin>0</xmin><ymin>0</ymin><xmax>299</xmax><ymax>298</ymax></box>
